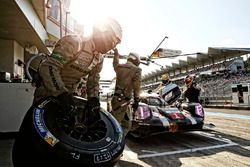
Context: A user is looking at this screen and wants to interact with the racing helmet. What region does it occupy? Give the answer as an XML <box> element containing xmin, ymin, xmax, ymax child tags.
<box><xmin>161</xmin><ymin>74</ymin><xmax>170</xmax><ymax>84</ymax></box>
<box><xmin>93</xmin><ymin>18</ymin><xmax>122</xmax><ymax>53</ymax></box>
<box><xmin>127</xmin><ymin>52</ymin><xmax>140</xmax><ymax>66</ymax></box>
<box><xmin>184</xmin><ymin>75</ymin><xmax>193</xmax><ymax>87</ymax></box>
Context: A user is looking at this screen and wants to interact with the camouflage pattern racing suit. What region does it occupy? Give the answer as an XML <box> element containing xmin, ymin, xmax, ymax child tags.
<box><xmin>33</xmin><ymin>35</ymin><xmax>103</xmax><ymax>103</ymax></box>
<box><xmin>111</xmin><ymin>53</ymin><xmax>141</xmax><ymax>136</ymax></box>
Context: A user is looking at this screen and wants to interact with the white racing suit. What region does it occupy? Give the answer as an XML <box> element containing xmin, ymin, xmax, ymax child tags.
<box><xmin>33</xmin><ymin>35</ymin><xmax>103</xmax><ymax>102</ymax></box>
<box><xmin>111</xmin><ymin>54</ymin><xmax>141</xmax><ymax>136</ymax></box>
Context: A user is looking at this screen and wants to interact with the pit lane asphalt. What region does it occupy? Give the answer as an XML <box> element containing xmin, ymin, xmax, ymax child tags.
<box><xmin>1</xmin><ymin>107</ymin><xmax>250</xmax><ymax>167</ymax></box>
<box><xmin>116</xmin><ymin>107</ymin><xmax>250</xmax><ymax>167</ymax></box>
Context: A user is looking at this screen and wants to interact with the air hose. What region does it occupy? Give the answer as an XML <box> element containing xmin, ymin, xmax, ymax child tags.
<box><xmin>25</xmin><ymin>53</ymin><xmax>47</xmax><ymax>81</ymax></box>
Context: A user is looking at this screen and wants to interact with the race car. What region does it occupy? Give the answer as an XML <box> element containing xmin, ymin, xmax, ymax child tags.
<box><xmin>130</xmin><ymin>83</ymin><xmax>205</xmax><ymax>138</ymax></box>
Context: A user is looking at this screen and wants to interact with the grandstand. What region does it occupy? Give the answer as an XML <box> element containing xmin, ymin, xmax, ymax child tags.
<box><xmin>141</xmin><ymin>47</ymin><xmax>250</xmax><ymax>106</ymax></box>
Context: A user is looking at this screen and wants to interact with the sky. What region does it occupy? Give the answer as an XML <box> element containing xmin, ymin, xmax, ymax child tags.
<box><xmin>70</xmin><ymin>0</ymin><xmax>250</xmax><ymax>80</ymax></box>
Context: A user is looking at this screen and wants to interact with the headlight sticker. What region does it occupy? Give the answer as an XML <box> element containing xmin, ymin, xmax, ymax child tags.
<box><xmin>195</xmin><ymin>104</ymin><xmax>204</xmax><ymax>117</ymax></box>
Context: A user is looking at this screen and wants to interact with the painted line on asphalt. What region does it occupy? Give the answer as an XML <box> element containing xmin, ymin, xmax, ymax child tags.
<box><xmin>242</xmin><ymin>146</ymin><xmax>250</xmax><ymax>150</ymax></box>
<box><xmin>138</xmin><ymin>143</ymin><xmax>238</xmax><ymax>158</ymax></box>
<box><xmin>138</xmin><ymin>131</ymin><xmax>239</xmax><ymax>159</ymax></box>
<box><xmin>121</xmin><ymin>145</ymin><xmax>152</xmax><ymax>167</ymax></box>
<box><xmin>123</xmin><ymin>144</ymin><xmax>138</xmax><ymax>159</ymax></box>
<box><xmin>206</xmin><ymin>112</ymin><xmax>250</xmax><ymax>119</ymax></box>
<box><xmin>193</xmin><ymin>131</ymin><xmax>234</xmax><ymax>143</ymax></box>
<box><xmin>141</xmin><ymin>150</ymin><xmax>158</xmax><ymax>154</ymax></box>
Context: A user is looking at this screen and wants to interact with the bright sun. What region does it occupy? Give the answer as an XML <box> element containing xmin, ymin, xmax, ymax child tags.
<box><xmin>70</xmin><ymin>0</ymin><xmax>121</xmax><ymax>37</ymax></box>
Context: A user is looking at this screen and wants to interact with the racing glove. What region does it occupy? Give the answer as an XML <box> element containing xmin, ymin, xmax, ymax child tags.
<box><xmin>175</xmin><ymin>101</ymin><xmax>181</xmax><ymax>109</ymax></box>
<box><xmin>86</xmin><ymin>97</ymin><xmax>101</xmax><ymax>124</ymax></box>
<box><xmin>56</xmin><ymin>92</ymin><xmax>75</xmax><ymax>113</ymax></box>
<box><xmin>87</xmin><ymin>97</ymin><xmax>100</xmax><ymax>111</ymax></box>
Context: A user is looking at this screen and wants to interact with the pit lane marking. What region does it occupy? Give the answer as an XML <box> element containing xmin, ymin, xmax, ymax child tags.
<box><xmin>122</xmin><ymin>144</ymin><xmax>138</xmax><ymax>159</ymax></box>
<box><xmin>141</xmin><ymin>150</ymin><xmax>158</xmax><ymax>154</ymax></box>
<box><xmin>206</xmin><ymin>112</ymin><xmax>250</xmax><ymax>119</ymax></box>
<box><xmin>137</xmin><ymin>131</ymin><xmax>239</xmax><ymax>159</ymax></box>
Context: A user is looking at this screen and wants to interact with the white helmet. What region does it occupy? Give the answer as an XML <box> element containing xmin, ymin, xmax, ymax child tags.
<box><xmin>127</xmin><ymin>52</ymin><xmax>140</xmax><ymax>66</ymax></box>
<box><xmin>93</xmin><ymin>18</ymin><xmax>122</xmax><ymax>44</ymax></box>
<box><xmin>106</xmin><ymin>18</ymin><xmax>122</xmax><ymax>42</ymax></box>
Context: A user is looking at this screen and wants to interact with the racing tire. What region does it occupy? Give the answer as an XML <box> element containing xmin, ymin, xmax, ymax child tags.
<box><xmin>12</xmin><ymin>96</ymin><xmax>125</xmax><ymax>167</ymax></box>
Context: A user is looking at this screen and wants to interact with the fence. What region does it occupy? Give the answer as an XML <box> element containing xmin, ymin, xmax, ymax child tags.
<box><xmin>200</xmin><ymin>80</ymin><xmax>250</xmax><ymax>107</ymax></box>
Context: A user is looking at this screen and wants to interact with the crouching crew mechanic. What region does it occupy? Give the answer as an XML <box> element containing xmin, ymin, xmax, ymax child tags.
<box><xmin>33</xmin><ymin>18</ymin><xmax>122</xmax><ymax>124</ymax></box>
<box><xmin>183</xmin><ymin>75</ymin><xmax>201</xmax><ymax>103</ymax></box>
<box><xmin>111</xmin><ymin>50</ymin><xmax>142</xmax><ymax>136</ymax></box>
